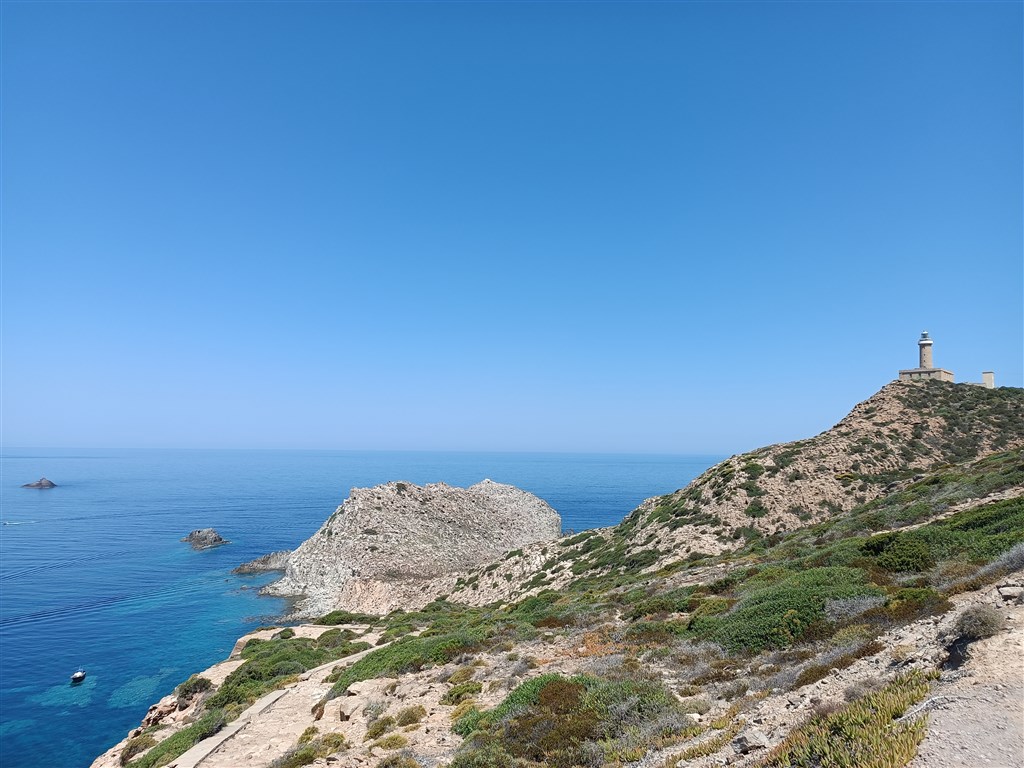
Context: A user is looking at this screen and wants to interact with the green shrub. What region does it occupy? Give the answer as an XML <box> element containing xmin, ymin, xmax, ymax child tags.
<box><xmin>327</xmin><ymin>632</ymin><xmax>483</xmax><ymax>699</ymax></box>
<box><xmin>450</xmin><ymin>673</ymin><xmax>683</xmax><ymax>766</ymax></box>
<box><xmin>270</xmin><ymin>732</ymin><xmax>348</xmax><ymax>768</ymax></box>
<box><xmin>374</xmin><ymin>734</ymin><xmax>408</xmax><ymax>750</ymax></box>
<box><xmin>442</xmin><ymin>681</ymin><xmax>483</xmax><ymax>705</ymax></box>
<box><xmin>318</xmin><ymin>610</ymin><xmax>379</xmax><ymax>625</ymax></box>
<box><xmin>395</xmin><ymin>704</ymin><xmax>427</xmax><ymax>726</ymax></box>
<box><xmin>623</xmin><ymin>620</ymin><xmax>686</xmax><ymax>644</ymax></box>
<box><xmin>119</xmin><ymin>734</ymin><xmax>156</xmax><ymax>766</ymax></box>
<box><xmin>689</xmin><ymin>567</ymin><xmax>884</xmax><ymax>651</ymax></box>
<box><xmin>377</xmin><ymin>754</ymin><xmax>419</xmax><ymax>768</ymax></box>
<box><xmin>175</xmin><ymin>674</ymin><xmax>213</xmax><ymax>699</ymax></box>
<box><xmin>127</xmin><ymin>709</ymin><xmax>226</xmax><ymax>768</ymax></box>
<box><xmin>760</xmin><ymin>671</ymin><xmax>933</xmax><ymax>767</ymax></box>
<box><xmin>448</xmin><ymin>665</ymin><xmax>476</xmax><ymax>685</ymax></box>
<box><xmin>208</xmin><ymin>633</ymin><xmax>369</xmax><ymax>710</ymax></box>
<box><xmin>365</xmin><ymin>716</ymin><xmax>396</xmax><ymax>740</ymax></box>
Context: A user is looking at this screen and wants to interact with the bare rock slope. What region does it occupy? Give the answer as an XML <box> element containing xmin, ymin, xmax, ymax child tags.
<box><xmin>264</xmin><ymin>479</ymin><xmax>560</xmax><ymax>615</ymax></box>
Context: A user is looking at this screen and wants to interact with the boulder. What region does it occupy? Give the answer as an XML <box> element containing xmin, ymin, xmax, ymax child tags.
<box><xmin>181</xmin><ymin>528</ymin><xmax>229</xmax><ymax>550</ymax></box>
<box><xmin>22</xmin><ymin>477</ymin><xmax>56</xmax><ymax>489</ymax></box>
<box><xmin>733</xmin><ymin>729</ymin><xmax>770</xmax><ymax>753</ymax></box>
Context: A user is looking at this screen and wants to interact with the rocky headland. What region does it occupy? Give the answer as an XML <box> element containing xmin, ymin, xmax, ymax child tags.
<box><xmin>94</xmin><ymin>381</ymin><xmax>1024</xmax><ymax>768</ymax></box>
<box><xmin>181</xmin><ymin>529</ymin><xmax>230</xmax><ymax>550</ymax></box>
<box><xmin>262</xmin><ymin>479</ymin><xmax>561</xmax><ymax>616</ymax></box>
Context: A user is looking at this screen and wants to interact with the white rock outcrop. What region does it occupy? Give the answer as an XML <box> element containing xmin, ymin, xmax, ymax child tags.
<box><xmin>264</xmin><ymin>479</ymin><xmax>560</xmax><ymax>615</ymax></box>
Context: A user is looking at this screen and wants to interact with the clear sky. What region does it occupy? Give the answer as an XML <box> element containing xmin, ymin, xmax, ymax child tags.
<box><xmin>2</xmin><ymin>1</ymin><xmax>1021</xmax><ymax>453</ymax></box>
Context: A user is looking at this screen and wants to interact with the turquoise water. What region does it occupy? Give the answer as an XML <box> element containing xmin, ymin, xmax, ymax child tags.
<box><xmin>0</xmin><ymin>449</ymin><xmax>720</xmax><ymax>768</ymax></box>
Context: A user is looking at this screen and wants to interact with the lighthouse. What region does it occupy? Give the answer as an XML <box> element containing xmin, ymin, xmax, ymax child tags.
<box><xmin>898</xmin><ymin>331</ymin><xmax>955</xmax><ymax>383</ymax></box>
<box><xmin>918</xmin><ymin>331</ymin><xmax>934</xmax><ymax>369</ymax></box>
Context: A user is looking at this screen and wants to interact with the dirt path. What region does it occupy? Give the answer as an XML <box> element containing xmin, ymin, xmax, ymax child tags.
<box><xmin>910</xmin><ymin>601</ymin><xmax>1024</xmax><ymax>768</ymax></box>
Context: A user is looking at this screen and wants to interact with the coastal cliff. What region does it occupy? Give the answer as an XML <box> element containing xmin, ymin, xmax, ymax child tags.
<box><xmin>94</xmin><ymin>381</ymin><xmax>1024</xmax><ymax>768</ymax></box>
<box><xmin>263</xmin><ymin>479</ymin><xmax>561</xmax><ymax>615</ymax></box>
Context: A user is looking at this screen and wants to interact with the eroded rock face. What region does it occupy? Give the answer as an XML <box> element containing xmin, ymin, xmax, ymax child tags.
<box><xmin>265</xmin><ymin>479</ymin><xmax>561</xmax><ymax>615</ymax></box>
<box><xmin>233</xmin><ymin>550</ymin><xmax>291</xmax><ymax>574</ymax></box>
<box><xmin>181</xmin><ymin>528</ymin><xmax>229</xmax><ymax>550</ymax></box>
<box><xmin>22</xmin><ymin>477</ymin><xmax>56</xmax><ymax>489</ymax></box>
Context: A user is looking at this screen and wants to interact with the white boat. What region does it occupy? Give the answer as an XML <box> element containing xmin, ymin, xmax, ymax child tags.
<box><xmin>70</xmin><ymin>669</ymin><xmax>86</xmax><ymax>684</ymax></box>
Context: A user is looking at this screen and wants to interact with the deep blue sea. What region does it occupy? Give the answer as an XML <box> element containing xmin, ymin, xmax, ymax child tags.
<box><xmin>0</xmin><ymin>449</ymin><xmax>721</xmax><ymax>768</ymax></box>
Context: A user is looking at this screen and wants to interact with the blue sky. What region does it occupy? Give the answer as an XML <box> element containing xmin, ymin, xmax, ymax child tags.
<box><xmin>2</xmin><ymin>1</ymin><xmax>1021</xmax><ymax>453</ymax></box>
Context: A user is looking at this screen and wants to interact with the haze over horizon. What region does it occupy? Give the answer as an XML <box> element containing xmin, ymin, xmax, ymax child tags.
<box><xmin>3</xmin><ymin>1</ymin><xmax>1021</xmax><ymax>454</ymax></box>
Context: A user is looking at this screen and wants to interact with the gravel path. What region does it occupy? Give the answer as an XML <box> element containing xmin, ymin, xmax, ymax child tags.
<box><xmin>910</xmin><ymin>603</ymin><xmax>1023</xmax><ymax>768</ymax></box>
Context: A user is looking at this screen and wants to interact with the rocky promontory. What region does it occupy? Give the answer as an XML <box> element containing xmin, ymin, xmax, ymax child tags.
<box><xmin>263</xmin><ymin>479</ymin><xmax>561</xmax><ymax>615</ymax></box>
<box><xmin>181</xmin><ymin>528</ymin><xmax>229</xmax><ymax>550</ymax></box>
<box><xmin>22</xmin><ymin>477</ymin><xmax>56</xmax><ymax>489</ymax></box>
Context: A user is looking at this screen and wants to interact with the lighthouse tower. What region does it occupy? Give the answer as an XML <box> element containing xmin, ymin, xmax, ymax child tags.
<box><xmin>918</xmin><ymin>331</ymin><xmax>934</xmax><ymax>368</ymax></box>
<box><xmin>898</xmin><ymin>331</ymin><xmax>954</xmax><ymax>383</ymax></box>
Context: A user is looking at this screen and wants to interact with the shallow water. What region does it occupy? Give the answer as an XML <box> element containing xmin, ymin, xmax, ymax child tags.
<box><xmin>0</xmin><ymin>449</ymin><xmax>720</xmax><ymax>768</ymax></box>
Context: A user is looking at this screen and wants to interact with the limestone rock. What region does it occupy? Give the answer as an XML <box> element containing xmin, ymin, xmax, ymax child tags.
<box><xmin>181</xmin><ymin>528</ymin><xmax>229</xmax><ymax>550</ymax></box>
<box><xmin>22</xmin><ymin>477</ymin><xmax>56</xmax><ymax>489</ymax></box>
<box><xmin>233</xmin><ymin>550</ymin><xmax>291</xmax><ymax>574</ymax></box>
<box><xmin>265</xmin><ymin>479</ymin><xmax>561</xmax><ymax>615</ymax></box>
<box><xmin>733</xmin><ymin>728</ymin><xmax>770</xmax><ymax>753</ymax></box>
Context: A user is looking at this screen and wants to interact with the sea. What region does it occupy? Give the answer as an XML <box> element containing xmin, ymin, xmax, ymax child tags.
<box><xmin>0</xmin><ymin>449</ymin><xmax>722</xmax><ymax>768</ymax></box>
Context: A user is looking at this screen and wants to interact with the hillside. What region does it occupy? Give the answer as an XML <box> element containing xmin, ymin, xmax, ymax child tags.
<box><xmin>92</xmin><ymin>381</ymin><xmax>1024</xmax><ymax>768</ymax></box>
<box><xmin>440</xmin><ymin>380</ymin><xmax>1024</xmax><ymax>607</ymax></box>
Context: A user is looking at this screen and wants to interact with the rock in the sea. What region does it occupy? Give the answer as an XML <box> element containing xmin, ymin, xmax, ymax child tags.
<box><xmin>22</xmin><ymin>477</ymin><xmax>56</xmax><ymax>489</ymax></box>
<box><xmin>233</xmin><ymin>550</ymin><xmax>291</xmax><ymax>574</ymax></box>
<box><xmin>265</xmin><ymin>479</ymin><xmax>561</xmax><ymax>615</ymax></box>
<box><xmin>181</xmin><ymin>528</ymin><xmax>229</xmax><ymax>550</ymax></box>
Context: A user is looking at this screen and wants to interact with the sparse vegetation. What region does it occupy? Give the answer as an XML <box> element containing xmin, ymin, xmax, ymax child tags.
<box><xmin>758</xmin><ymin>671</ymin><xmax>935</xmax><ymax>768</ymax></box>
<box><xmin>126</xmin><ymin>709</ymin><xmax>226</xmax><ymax>768</ymax></box>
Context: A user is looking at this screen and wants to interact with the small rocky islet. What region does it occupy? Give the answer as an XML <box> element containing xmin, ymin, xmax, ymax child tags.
<box><xmin>22</xmin><ymin>477</ymin><xmax>56</xmax><ymax>489</ymax></box>
<box><xmin>180</xmin><ymin>529</ymin><xmax>229</xmax><ymax>550</ymax></box>
<box><xmin>92</xmin><ymin>380</ymin><xmax>1024</xmax><ymax>768</ymax></box>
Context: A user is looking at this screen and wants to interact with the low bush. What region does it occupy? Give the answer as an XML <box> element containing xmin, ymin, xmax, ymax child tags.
<box><xmin>374</xmin><ymin>734</ymin><xmax>408</xmax><ymax>750</ymax></box>
<box><xmin>208</xmin><ymin>633</ymin><xmax>370</xmax><ymax>710</ymax></box>
<box><xmin>175</xmin><ymin>675</ymin><xmax>213</xmax><ymax>699</ymax></box>
<box><xmin>759</xmin><ymin>671</ymin><xmax>934</xmax><ymax>768</ymax></box>
<box><xmin>447</xmin><ymin>665</ymin><xmax>476</xmax><ymax>685</ymax></box>
<box><xmin>365</xmin><ymin>716</ymin><xmax>396</xmax><ymax>741</ymax></box>
<box><xmin>689</xmin><ymin>568</ymin><xmax>884</xmax><ymax>651</ymax></box>
<box><xmin>318</xmin><ymin>610</ymin><xmax>379</xmax><ymax>626</ymax></box>
<box><xmin>951</xmin><ymin>604</ymin><xmax>1005</xmax><ymax>642</ymax></box>
<box><xmin>450</xmin><ymin>673</ymin><xmax>683</xmax><ymax>766</ymax></box>
<box><xmin>377</xmin><ymin>753</ymin><xmax>419</xmax><ymax>768</ymax></box>
<box><xmin>270</xmin><ymin>732</ymin><xmax>347</xmax><ymax>768</ymax></box>
<box><xmin>442</xmin><ymin>681</ymin><xmax>483</xmax><ymax>705</ymax></box>
<box><xmin>327</xmin><ymin>631</ymin><xmax>483</xmax><ymax>699</ymax></box>
<box><xmin>792</xmin><ymin>641</ymin><xmax>883</xmax><ymax>688</ymax></box>
<box><xmin>127</xmin><ymin>709</ymin><xmax>226</xmax><ymax>768</ymax></box>
<box><xmin>395</xmin><ymin>704</ymin><xmax>427</xmax><ymax>726</ymax></box>
<box><xmin>119</xmin><ymin>734</ymin><xmax>156</xmax><ymax>766</ymax></box>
